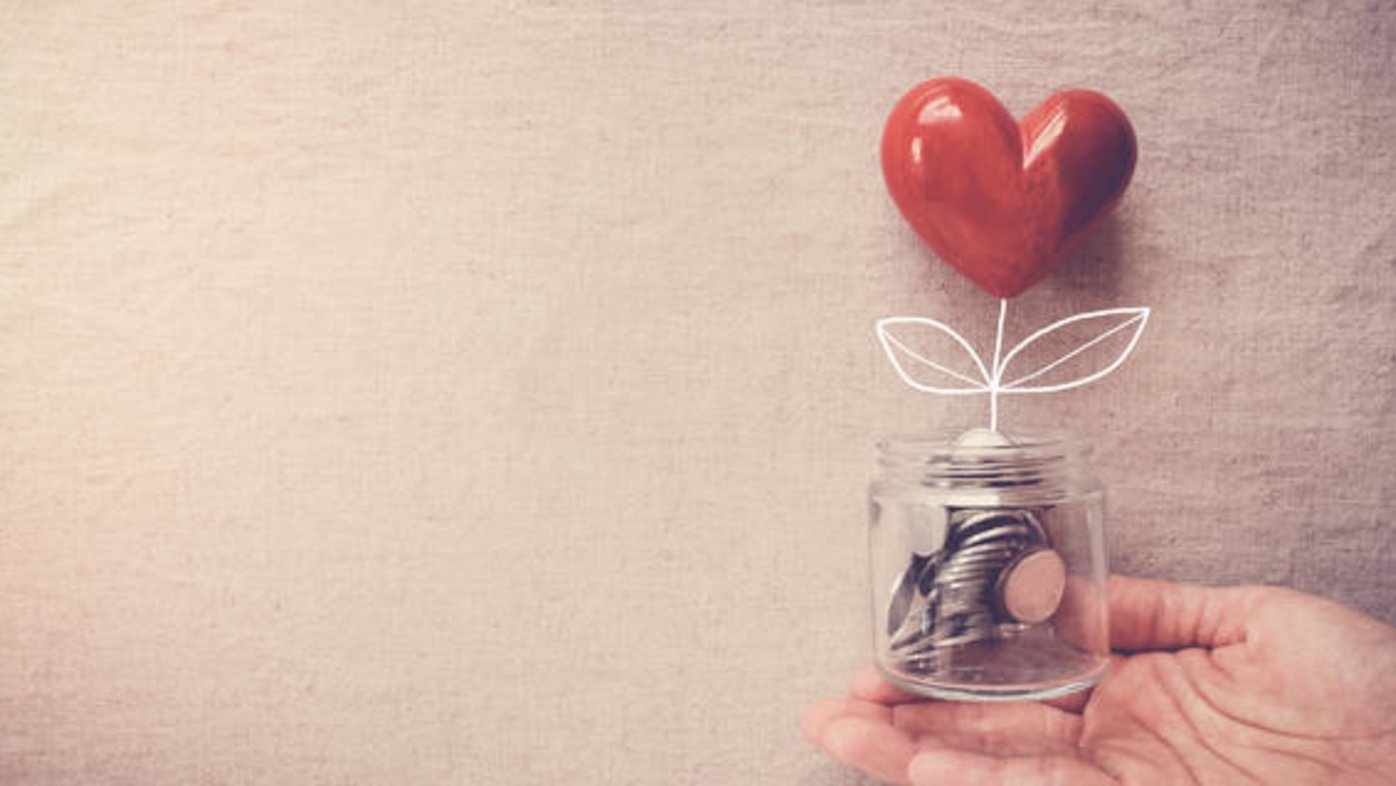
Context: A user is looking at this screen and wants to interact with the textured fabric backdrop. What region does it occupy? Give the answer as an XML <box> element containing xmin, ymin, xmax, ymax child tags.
<box><xmin>2</xmin><ymin>1</ymin><xmax>1393</xmax><ymax>783</ymax></box>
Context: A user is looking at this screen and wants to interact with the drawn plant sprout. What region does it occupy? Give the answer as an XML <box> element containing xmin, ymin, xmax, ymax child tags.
<box><xmin>876</xmin><ymin>300</ymin><xmax>1150</xmax><ymax>431</ymax></box>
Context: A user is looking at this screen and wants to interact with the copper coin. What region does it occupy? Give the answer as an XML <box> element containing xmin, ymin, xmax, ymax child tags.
<box><xmin>997</xmin><ymin>549</ymin><xmax>1067</xmax><ymax>624</ymax></box>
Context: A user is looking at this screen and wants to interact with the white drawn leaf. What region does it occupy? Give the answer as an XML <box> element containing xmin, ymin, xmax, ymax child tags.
<box><xmin>998</xmin><ymin>307</ymin><xmax>1150</xmax><ymax>394</ymax></box>
<box><xmin>876</xmin><ymin>317</ymin><xmax>992</xmax><ymax>395</ymax></box>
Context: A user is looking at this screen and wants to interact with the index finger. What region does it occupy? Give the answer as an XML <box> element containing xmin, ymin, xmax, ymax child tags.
<box><xmin>1108</xmin><ymin>574</ymin><xmax>1258</xmax><ymax>652</ymax></box>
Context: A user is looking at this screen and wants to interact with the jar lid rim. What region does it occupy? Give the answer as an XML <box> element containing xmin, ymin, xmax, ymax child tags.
<box><xmin>876</xmin><ymin>429</ymin><xmax>1093</xmax><ymax>465</ymax></box>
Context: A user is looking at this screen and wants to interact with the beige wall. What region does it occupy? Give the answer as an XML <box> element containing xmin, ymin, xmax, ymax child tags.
<box><xmin>2</xmin><ymin>2</ymin><xmax>1392</xmax><ymax>783</ymax></box>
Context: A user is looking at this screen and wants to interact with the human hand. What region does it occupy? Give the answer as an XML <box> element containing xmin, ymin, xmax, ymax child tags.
<box><xmin>801</xmin><ymin>575</ymin><xmax>1396</xmax><ymax>785</ymax></box>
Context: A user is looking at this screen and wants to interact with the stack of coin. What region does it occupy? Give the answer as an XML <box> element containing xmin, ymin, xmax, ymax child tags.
<box><xmin>887</xmin><ymin>508</ymin><xmax>1052</xmax><ymax>657</ymax></box>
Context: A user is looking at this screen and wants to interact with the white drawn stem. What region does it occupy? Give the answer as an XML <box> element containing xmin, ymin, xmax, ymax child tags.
<box><xmin>989</xmin><ymin>298</ymin><xmax>1007</xmax><ymax>431</ymax></box>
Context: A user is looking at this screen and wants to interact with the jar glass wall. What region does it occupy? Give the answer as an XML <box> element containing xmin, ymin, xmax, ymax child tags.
<box><xmin>868</xmin><ymin>430</ymin><xmax>1109</xmax><ymax>701</ymax></box>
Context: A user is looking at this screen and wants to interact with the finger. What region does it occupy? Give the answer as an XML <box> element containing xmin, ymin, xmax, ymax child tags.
<box><xmin>892</xmin><ymin>701</ymin><xmax>1082</xmax><ymax>746</ymax></box>
<box><xmin>908</xmin><ymin>749</ymin><xmax>1116</xmax><ymax>786</ymax></box>
<box><xmin>911</xmin><ymin>731</ymin><xmax>1077</xmax><ymax>757</ymax></box>
<box><xmin>800</xmin><ymin>698</ymin><xmax>892</xmax><ymax>746</ymax></box>
<box><xmin>1043</xmin><ymin>688</ymin><xmax>1091</xmax><ymax>714</ymax></box>
<box><xmin>1052</xmin><ymin>573</ymin><xmax>1110</xmax><ymax>654</ymax></box>
<box><xmin>1108</xmin><ymin>574</ymin><xmax>1254</xmax><ymax>651</ymax></box>
<box><xmin>822</xmin><ymin>717</ymin><xmax>917</xmax><ymax>785</ymax></box>
<box><xmin>849</xmin><ymin>664</ymin><xmax>921</xmax><ymax>705</ymax></box>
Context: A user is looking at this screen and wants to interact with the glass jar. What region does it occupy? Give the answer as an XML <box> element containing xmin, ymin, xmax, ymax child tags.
<box><xmin>868</xmin><ymin>429</ymin><xmax>1109</xmax><ymax>701</ymax></box>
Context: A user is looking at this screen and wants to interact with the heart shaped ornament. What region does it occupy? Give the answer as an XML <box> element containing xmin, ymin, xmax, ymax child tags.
<box><xmin>882</xmin><ymin>78</ymin><xmax>1136</xmax><ymax>299</ymax></box>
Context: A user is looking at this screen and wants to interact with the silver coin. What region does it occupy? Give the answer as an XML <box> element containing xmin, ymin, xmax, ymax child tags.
<box><xmin>937</xmin><ymin>557</ymin><xmax>1012</xmax><ymax>580</ymax></box>
<box><xmin>959</xmin><ymin>524</ymin><xmax>1036</xmax><ymax>548</ymax></box>
<box><xmin>886</xmin><ymin>553</ymin><xmax>929</xmax><ymax>635</ymax></box>
<box><xmin>943</xmin><ymin>545</ymin><xmax>1019</xmax><ymax>564</ymax></box>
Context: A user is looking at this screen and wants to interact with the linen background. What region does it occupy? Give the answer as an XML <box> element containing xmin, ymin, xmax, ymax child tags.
<box><xmin>2</xmin><ymin>2</ymin><xmax>1393</xmax><ymax>783</ymax></box>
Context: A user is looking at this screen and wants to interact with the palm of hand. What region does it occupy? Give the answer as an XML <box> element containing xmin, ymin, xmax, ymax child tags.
<box><xmin>802</xmin><ymin>577</ymin><xmax>1396</xmax><ymax>785</ymax></box>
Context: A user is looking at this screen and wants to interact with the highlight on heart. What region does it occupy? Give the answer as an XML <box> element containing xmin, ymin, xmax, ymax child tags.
<box><xmin>876</xmin><ymin>77</ymin><xmax>1149</xmax><ymax>430</ymax></box>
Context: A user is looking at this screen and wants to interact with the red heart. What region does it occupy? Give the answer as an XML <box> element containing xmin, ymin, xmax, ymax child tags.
<box><xmin>881</xmin><ymin>78</ymin><xmax>1136</xmax><ymax>299</ymax></box>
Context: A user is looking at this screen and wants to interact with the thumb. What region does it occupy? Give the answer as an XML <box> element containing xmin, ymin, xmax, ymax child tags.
<box><xmin>908</xmin><ymin>749</ymin><xmax>1114</xmax><ymax>786</ymax></box>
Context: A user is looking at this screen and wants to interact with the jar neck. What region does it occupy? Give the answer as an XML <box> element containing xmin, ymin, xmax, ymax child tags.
<box><xmin>876</xmin><ymin>431</ymin><xmax>1095</xmax><ymax>492</ymax></box>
